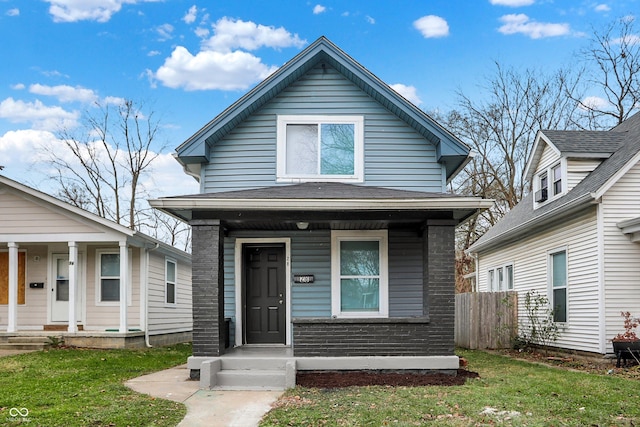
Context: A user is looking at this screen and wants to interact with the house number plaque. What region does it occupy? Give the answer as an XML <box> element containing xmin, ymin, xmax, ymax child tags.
<box><xmin>294</xmin><ymin>275</ymin><xmax>315</xmax><ymax>284</ymax></box>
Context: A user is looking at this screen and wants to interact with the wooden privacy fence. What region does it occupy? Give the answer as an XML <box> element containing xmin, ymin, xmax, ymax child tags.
<box><xmin>455</xmin><ymin>291</ymin><xmax>518</xmax><ymax>350</ymax></box>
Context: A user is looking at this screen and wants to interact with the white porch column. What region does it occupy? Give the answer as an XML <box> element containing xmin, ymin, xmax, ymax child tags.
<box><xmin>67</xmin><ymin>242</ymin><xmax>78</xmax><ymax>333</ymax></box>
<box><xmin>119</xmin><ymin>241</ymin><xmax>128</xmax><ymax>333</ymax></box>
<box><xmin>7</xmin><ymin>242</ymin><xmax>19</xmax><ymax>333</ymax></box>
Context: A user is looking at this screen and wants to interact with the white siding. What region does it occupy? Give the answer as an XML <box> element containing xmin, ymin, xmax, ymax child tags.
<box><xmin>535</xmin><ymin>144</ymin><xmax>561</xmax><ymax>176</ymax></box>
<box><xmin>566</xmin><ymin>159</ymin><xmax>602</xmax><ymax>191</ymax></box>
<box><xmin>146</xmin><ymin>251</ymin><xmax>192</xmax><ymax>335</ymax></box>
<box><xmin>601</xmin><ymin>160</ymin><xmax>640</xmax><ymax>347</ymax></box>
<box><xmin>477</xmin><ymin>208</ymin><xmax>600</xmax><ymax>353</ymax></box>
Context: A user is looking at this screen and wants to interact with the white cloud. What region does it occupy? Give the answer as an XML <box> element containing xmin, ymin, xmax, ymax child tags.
<box><xmin>611</xmin><ymin>34</ymin><xmax>640</xmax><ymax>45</ymax></box>
<box><xmin>580</xmin><ymin>96</ymin><xmax>610</xmax><ymax>110</ymax></box>
<box><xmin>0</xmin><ymin>98</ymin><xmax>79</xmax><ymax>131</ymax></box>
<box><xmin>313</xmin><ymin>5</ymin><xmax>326</xmax><ymax>14</ymax></box>
<box><xmin>45</xmin><ymin>0</ymin><xmax>131</xmax><ymax>23</ymax></box>
<box><xmin>11</xmin><ymin>83</ymin><xmax>25</xmax><ymax>90</ymax></box>
<box><xmin>498</xmin><ymin>14</ymin><xmax>570</xmax><ymax>39</ymax></box>
<box><xmin>0</xmin><ymin>129</ymin><xmax>60</xmax><ymax>166</ymax></box>
<box><xmin>29</xmin><ymin>84</ymin><xmax>99</xmax><ymax>104</ymax></box>
<box><xmin>6</xmin><ymin>8</ymin><xmax>19</xmax><ymax>17</ymax></box>
<box><xmin>413</xmin><ymin>15</ymin><xmax>450</xmax><ymax>38</ymax></box>
<box><xmin>202</xmin><ymin>17</ymin><xmax>306</xmax><ymax>52</ymax></box>
<box><xmin>183</xmin><ymin>5</ymin><xmax>197</xmax><ymax>24</ymax></box>
<box><xmin>154</xmin><ymin>47</ymin><xmax>278</xmax><ymax>91</ymax></box>
<box><xmin>390</xmin><ymin>84</ymin><xmax>422</xmax><ymax>106</ymax></box>
<box><xmin>366</xmin><ymin>15</ymin><xmax>375</xmax><ymax>25</ymax></box>
<box><xmin>594</xmin><ymin>4</ymin><xmax>611</xmax><ymax>12</ymax></box>
<box><xmin>142</xmin><ymin>152</ymin><xmax>200</xmax><ymax>197</ymax></box>
<box><xmin>489</xmin><ymin>0</ymin><xmax>535</xmax><ymax>6</ymax></box>
<box><xmin>156</xmin><ymin>23</ymin><xmax>174</xmax><ymax>41</ymax></box>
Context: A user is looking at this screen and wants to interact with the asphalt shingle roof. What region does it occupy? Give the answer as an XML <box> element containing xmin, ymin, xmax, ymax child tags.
<box><xmin>470</xmin><ymin>112</ymin><xmax>640</xmax><ymax>252</ymax></box>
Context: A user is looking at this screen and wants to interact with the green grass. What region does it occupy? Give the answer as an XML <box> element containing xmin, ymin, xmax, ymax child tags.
<box><xmin>262</xmin><ymin>350</ymin><xmax>640</xmax><ymax>427</ymax></box>
<box><xmin>0</xmin><ymin>343</ymin><xmax>192</xmax><ymax>426</ymax></box>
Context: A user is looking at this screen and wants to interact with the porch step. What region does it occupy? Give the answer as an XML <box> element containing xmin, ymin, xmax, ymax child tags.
<box><xmin>0</xmin><ymin>342</ymin><xmax>50</xmax><ymax>351</ymax></box>
<box><xmin>7</xmin><ymin>336</ymin><xmax>52</xmax><ymax>344</ymax></box>
<box><xmin>43</xmin><ymin>325</ymin><xmax>84</xmax><ymax>331</ymax></box>
<box><xmin>212</xmin><ymin>358</ymin><xmax>288</xmax><ymax>390</ymax></box>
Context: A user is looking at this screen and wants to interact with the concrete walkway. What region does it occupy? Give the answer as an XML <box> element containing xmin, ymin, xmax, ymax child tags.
<box><xmin>125</xmin><ymin>365</ymin><xmax>283</xmax><ymax>427</ymax></box>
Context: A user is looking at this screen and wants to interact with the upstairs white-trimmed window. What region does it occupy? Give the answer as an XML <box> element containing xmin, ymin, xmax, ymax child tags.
<box><xmin>534</xmin><ymin>161</ymin><xmax>565</xmax><ymax>206</ymax></box>
<box><xmin>277</xmin><ymin>115</ymin><xmax>364</xmax><ymax>183</ymax></box>
<box><xmin>331</xmin><ymin>230</ymin><xmax>388</xmax><ymax>318</ymax></box>
<box><xmin>488</xmin><ymin>263</ymin><xmax>514</xmax><ymax>291</ymax></box>
<box><xmin>165</xmin><ymin>258</ymin><xmax>177</xmax><ymax>305</ymax></box>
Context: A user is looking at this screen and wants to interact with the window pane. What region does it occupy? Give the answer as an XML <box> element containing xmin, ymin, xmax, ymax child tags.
<box><xmin>166</xmin><ymin>283</ymin><xmax>175</xmax><ymax>304</ymax></box>
<box><xmin>101</xmin><ymin>278</ymin><xmax>120</xmax><ymax>301</ymax></box>
<box><xmin>553</xmin><ymin>288</ymin><xmax>567</xmax><ymax>322</ymax></box>
<box><xmin>488</xmin><ymin>270</ymin><xmax>495</xmax><ymax>291</ymax></box>
<box><xmin>101</xmin><ymin>254</ymin><xmax>120</xmax><ymax>276</ymax></box>
<box><xmin>166</xmin><ymin>261</ymin><xmax>176</xmax><ymax>282</ymax></box>
<box><xmin>340</xmin><ymin>278</ymin><xmax>379</xmax><ymax>311</ymax></box>
<box><xmin>498</xmin><ymin>267</ymin><xmax>504</xmax><ymax>291</ymax></box>
<box><xmin>506</xmin><ymin>265</ymin><xmax>514</xmax><ymax>290</ymax></box>
<box><xmin>340</xmin><ymin>241</ymin><xmax>379</xmax><ymax>276</ymax></box>
<box><xmin>286</xmin><ymin>124</ymin><xmax>318</xmax><ymax>174</ymax></box>
<box><xmin>56</xmin><ymin>280</ymin><xmax>69</xmax><ymax>302</ymax></box>
<box><xmin>321</xmin><ymin>124</ymin><xmax>354</xmax><ymax>175</ymax></box>
<box><xmin>552</xmin><ymin>252</ymin><xmax>566</xmax><ymax>288</ymax></box>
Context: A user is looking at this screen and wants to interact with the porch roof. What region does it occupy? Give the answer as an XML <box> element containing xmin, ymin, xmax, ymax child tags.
<box><xmin>149</xmin><ymin>182</ymin><xmax>493</xmax><ymax>228</ymax></box>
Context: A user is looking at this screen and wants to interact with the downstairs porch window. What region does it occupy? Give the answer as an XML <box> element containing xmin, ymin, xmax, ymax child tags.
<box><xmin>331</xmin><ymin>230</ymin><xmax>388</xmax><ymax>318</ymax></box>
<box><xmin>99</xmin><ymin>253</ymin><xmax>120</xmax><ymax>302</ymax></box>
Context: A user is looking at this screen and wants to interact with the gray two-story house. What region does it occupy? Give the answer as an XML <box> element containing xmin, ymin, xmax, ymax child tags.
<box><xmin>151</xmin><ymin>37</ymin><xmax>491</xmax><ymax>389</ymax></box>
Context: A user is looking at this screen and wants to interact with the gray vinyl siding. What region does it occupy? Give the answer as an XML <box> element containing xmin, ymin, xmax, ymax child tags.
<box><xmin>201</xmin><ymin>63</ymin><xmax>444</xmax><ymax>193</ymax></box>
<box><xmin>222</xmin><ymin>229</ymin><xmax>425</xmax><ymax>322</ymax></box>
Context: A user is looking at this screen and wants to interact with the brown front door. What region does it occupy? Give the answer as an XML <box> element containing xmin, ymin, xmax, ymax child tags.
<box><xmin>244</xmin><ymin>244</ymin><xmax>286</xmax><ymax>344</ymax></box>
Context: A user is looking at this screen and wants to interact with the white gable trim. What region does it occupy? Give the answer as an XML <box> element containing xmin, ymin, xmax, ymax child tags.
<box><xmin>524</xmin><ymin>132</ymin><xmax>562</xmax><ymax>184</ymax></box>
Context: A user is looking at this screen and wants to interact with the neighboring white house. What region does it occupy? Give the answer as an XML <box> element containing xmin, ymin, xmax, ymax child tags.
<box><xmin>0</xmin><ymin>175</ymin><xmax>192</xmax><ymax>348</ymax></box>
<box><xmin>468</xmin><ymin>112</ymin><xmax>640</xmax><ymax>355</ymax></box>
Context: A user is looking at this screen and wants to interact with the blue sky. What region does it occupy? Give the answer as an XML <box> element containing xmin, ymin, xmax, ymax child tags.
<box><xmin>0</xmin><ymin>0</ymin><xmax>637</xmax><ymax>197</ymax></box>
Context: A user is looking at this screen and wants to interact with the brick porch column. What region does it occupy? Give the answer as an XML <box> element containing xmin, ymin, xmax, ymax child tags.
<box><xmin>423</xmin><ymin>219</ymin><xmax>457</xmax><ymax>356</ymax></box>
<box><xmin>190</xmin><ymin>219</ymin><xmax>226</xmax><ymax>356</ymax></box>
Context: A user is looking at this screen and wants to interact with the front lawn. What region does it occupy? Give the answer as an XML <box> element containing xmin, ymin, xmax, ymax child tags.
<box><xmin>262</xmin><ymin>349</ymin><xmax>640</xmax><ymax>426</ymax></box>
<box><xmin>0</xmin><ymin>343</ymin><xmax>192</xmax><ymax>427</ymax></box>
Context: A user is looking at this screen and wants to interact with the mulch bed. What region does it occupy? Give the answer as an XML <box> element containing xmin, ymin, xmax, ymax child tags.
<box><xmin>296</xmin><ymin>369</ymin><xmax>479</xmax><ymax>388</ymax></box>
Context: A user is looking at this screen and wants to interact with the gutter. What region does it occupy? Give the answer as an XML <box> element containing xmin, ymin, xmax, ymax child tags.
<box><xmin>468</xmin><ymin>192</ymin><xmax>596</xmax><ymax>254</ymax></box>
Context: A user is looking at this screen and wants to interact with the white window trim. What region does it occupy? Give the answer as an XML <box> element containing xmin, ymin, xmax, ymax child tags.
<box><xmin>547</xmin><ymin>247</ymin><xmax>568</xmax><ymax>324</ymax></box>
<box><xmin>276</xmin><ymin>115</ymin><xmax>364</xmax><ymax>183</ymax></box>
<box><xmin>165</xmin><ymin>257</ymin><xmax>177</xmax><ymax>307</ymax></box>
<box><xmin>95</xmin><ymin>249</ymin><xmax>132</xmax><ymax>306</ymax></box>
<box><xmin>533</xmin><ymin>159</ymin><xmax>566</xmax><ymax>208</ymax></box>
<box><xmin>487</xmin><ymin>262</ymin><xmax>514</xmax><ymax>291</ymax></box>
<box><xmin>331</xmin><ymin>230</ymin><xmax>388</xmax><ymax>318</ymax></box>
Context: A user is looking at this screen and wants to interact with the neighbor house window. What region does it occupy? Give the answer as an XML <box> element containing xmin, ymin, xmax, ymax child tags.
<box><xmin>552</xmin><ymin>164</ymin><xmax>562</xmax><ymax>196</ymax></box>
<box><xmin>99</xmin><ymin>252</ymin><xmax>120</xmax><ymax>302</ymax></box>
<box><xmin>550</xmin><ymin>250</ymin><xmax>567</xmax><ymax>323</ymax></box>
<box><xmin>331</xmin><ymin>230</ymin><xmax>388</xmax><ymax>318</ymax></box>
<box><xmin>165</xmin><ymin>258</ymin><xmax>176</xmax><ymax>305</ymax></box>
<box><xmin>277</xmin><ymin>115</ymin><xmax>364</xmax><ymax>182</ymax></box>
<box><xmin>488</xmin><ymin>263</ymin><xmax>514</xmax><ymax>291</ymax></box>
<box><xmin>0</xmin><ymin>251</ymin><xmax>26</xmax><ymax>305</ymax></box>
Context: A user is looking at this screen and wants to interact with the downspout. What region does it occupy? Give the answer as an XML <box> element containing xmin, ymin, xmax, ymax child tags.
<box><xmin>144</xmin><ymin>243</ymin><xmax>161</xmax><ymax>348</ymax></box>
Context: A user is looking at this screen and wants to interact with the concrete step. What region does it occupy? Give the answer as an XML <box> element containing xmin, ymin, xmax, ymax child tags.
<box><xmin>0</xmin><ymin>342</ymin><xmax>49</xmax><ymax>351</ymax></box>
<box><xmin>220</xmin><ymin>357</ymin><xmax>288</xmax><ymax>371</ymax></box>
<box><xmin>7</xmin><ymin>336</ymin><xmax>51</xmax><ymax>344</ymax></box>
<box><xmin>215</xmin><ymin>369</ymin><xmax>286</xmax><ymax>390</ymax></box>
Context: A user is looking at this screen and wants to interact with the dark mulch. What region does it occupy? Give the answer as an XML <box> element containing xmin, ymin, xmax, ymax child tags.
<box><xmin>296</xmin><ymin>369</ymin><xmax>479</xmax><ymax>388</ymax></box>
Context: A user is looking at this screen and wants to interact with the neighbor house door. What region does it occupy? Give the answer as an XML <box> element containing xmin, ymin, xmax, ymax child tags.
<box><xmin>51</xmin><ymin>254</ymin><xmax>83</xmax><ymax>323</ymax></box>
<box><xmin>244</xmin><ymin>245</ymin><xmax>286</xmax><ymax>344</ymax></box>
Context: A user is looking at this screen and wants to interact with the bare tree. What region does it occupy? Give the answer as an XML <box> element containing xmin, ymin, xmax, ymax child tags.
<box><xmin>43</xmin><ymin>99</ymin><xmax>191</xmax><ymax>249</ymax></box>
<box><xmin>573</xmin><ymin>16</ymin><xmax>640</xmax><ymax>128</ymax></box>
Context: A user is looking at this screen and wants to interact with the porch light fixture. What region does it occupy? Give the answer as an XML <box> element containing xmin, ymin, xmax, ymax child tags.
<box><xmin>296</xmin><ymin>222</ymin><xmax>309</xmax><ymax>230</ymax></box>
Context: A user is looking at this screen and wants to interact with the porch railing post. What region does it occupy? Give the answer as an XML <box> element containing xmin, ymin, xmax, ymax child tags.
<box><xmin>119</xmin><ymin>241</ymin><xmax>128</xmax><ymax>333</ymax></box>
<box><xmin>68</xmin><ymin>242</ymin><xmax>78</xmax><ymax>333</ymax></box>
<box><xmin>7</xmin><ymin>242</ymin><xmax>19</xmax><ymax>333</ymax></box>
